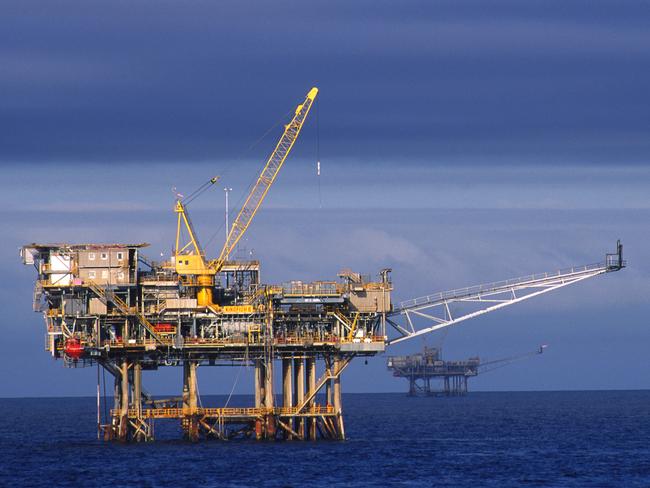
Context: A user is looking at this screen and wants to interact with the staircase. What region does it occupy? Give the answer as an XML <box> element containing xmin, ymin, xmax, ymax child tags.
<box><xmin>329</xmin><ymin>310</ymin><xmax>359</xmax><ymax>340</ymax></box>
<box><xmin>86</xmin><ymin>281</ymin><xmax>165</xmax><ymax>345</ymax></box>
<box><xmin>294</xmin><ymin>355</ymin><xmax>354</xmax><ymax>414</ymax></box>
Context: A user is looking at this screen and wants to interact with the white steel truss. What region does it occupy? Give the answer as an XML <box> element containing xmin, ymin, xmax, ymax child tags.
<box><xmin>387</xmin><ymin>242</ymin><xmax>625</xmax><ymax>345</ymax></box>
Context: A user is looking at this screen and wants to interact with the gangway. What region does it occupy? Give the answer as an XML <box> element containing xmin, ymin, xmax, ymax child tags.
<box><xmin>387</xmin><ymin>241</ymin><xmax>624</xmax><ymax>345</ymax></box>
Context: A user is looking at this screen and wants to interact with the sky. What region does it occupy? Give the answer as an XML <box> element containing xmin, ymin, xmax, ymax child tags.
<box><xmin>1</xmin><ymin>1</ymin><xmax>649</xmax><ymax>397</ymax></box>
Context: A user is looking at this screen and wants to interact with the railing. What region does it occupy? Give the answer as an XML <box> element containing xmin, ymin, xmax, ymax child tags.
<box><xmin>275</xmin><ymin>405</ymin><xmax>334</xmax><ymax>415</ymax></box>
<box><xmin>100</xmin><ymin>334</ymin><xmax>384</xmax><ymax>349</ymax></box>
<box><xmin>139</xmin><ymin>272</ymin><xmax>177</xmax><ymax>283</ymax></box>
<box><xmin>86</xmin><ymin>280</ymin><xmax>165</xmax><ymax>344</ymax></box>
<box><xmin>399</xmin><ymin>262</ymin><xmax>609</xmax><ymax>311</ymax></box>
<box><xmin>282</xmin><ymin>281</ymin><xmax>339</xmax><ymax>296</ymax></box>
<box><xmin>606</xmin><ymin>254</ymin><xmax>626</xmax><ymax>270</ymax></box>
<box><xmin>112</xmin><ymin>404</ymin><xmax>335</xmax><ymax>419</ymax></box>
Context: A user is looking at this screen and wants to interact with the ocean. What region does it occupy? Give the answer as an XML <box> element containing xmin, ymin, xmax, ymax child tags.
<box><xmin>1</xmin><ymin>391</ymin><xmax>648</xmax><ymax>487</ymax></box>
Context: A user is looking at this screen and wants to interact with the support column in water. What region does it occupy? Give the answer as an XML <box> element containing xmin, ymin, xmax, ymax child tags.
<box><xmin>306</xmin><ymin>355</ymin><xmax>317</xmax><ymax>440</ymax></box>
<box><xmin>333</xmin><ymin>355</ymin><xmax>344</xmax><ymax>440</ymax></box>
<box><xmin>293</xmin><ymin>356</ymin><xmax>305</xmax><ymax>439</ymax></box>
<box><xmin>282</xmin><ymin>358</ymin><xmax>293</xmax><ymax>439</ymax></box>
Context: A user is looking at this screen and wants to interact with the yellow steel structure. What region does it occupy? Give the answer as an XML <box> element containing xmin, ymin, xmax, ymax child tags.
<box><xmin>173</xmin><ymin>87</ymin><xmax>319</xmax><ymax>306</ymax></box>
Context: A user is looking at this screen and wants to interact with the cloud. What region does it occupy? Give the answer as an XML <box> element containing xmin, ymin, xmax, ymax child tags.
<box><xmin>1</xmin><ymin>0</ymin><xmax>649</xmax><ymax>163</ymax></box>
<box><xmin>2</xmin><ymin>1</ymin><xmax>649</xmax><ymax>395</ymax></box>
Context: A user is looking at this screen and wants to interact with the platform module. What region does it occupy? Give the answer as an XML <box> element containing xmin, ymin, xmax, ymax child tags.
<box><xmin>22</xmin><ymin>241</ymin><xmax>391</xmax><ymax>441</ymax></box>
<box><xmin>387</xmin><ymin>346</ymin><xmax>546</xmax><ymax>396</ymax></box>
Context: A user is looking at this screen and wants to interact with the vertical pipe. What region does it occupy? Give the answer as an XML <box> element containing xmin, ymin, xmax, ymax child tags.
<box><xmin>254</xmin><ymin>360</ymin><xmax>263</xmax><ymax>408</ymax></box>
<box><xmin>182</xmin><ymin>360</ymin><xmax>198</xmax><ymax>441</ymax></box>
<box><xmin>306</xmin><ymin>356</ymin><xmax>316</xmax><ymax>440</ymax></box>
<box><xmin>182</xmin><ymin>361</ymin><xmax>190</xmax><ymax>408</ymax></box>
<box><xmin>264</xmin><ymin>360</ymin><xmax>274</xmax><ymax>408</ymax></box>
<box><xmin>224</xmin><ymin>187</ymin><xmax>232</xmax><ymax>259</ymax></box>
<box><xmin>333</xmin><ymin>356</ymin><xmax>344</xmax><ymax>440</ymax></box>
<box><xmin>113</xmin><ymin>375</ymin><xmax>120</xmax><ymax>412</ymax></box>
<box><xmin>282</xmin><ymin>358</ymin><xmax>293</xmax><ymax>407</ymax></box>
<box><xmin>333</xmin><ymin>357</ymin><xmax>342</xmax><ymax>413</ymax></box>
<box><xmin>325</xmin><ymin>356</ymin><xmax>332</xmax><ymax>406</ymax></box>
<box><xmin>254</xmin><ymin>359</ymin><xmax>264</xmax><ymax>439</ymax></box>
<box><xmin>264</xmin><ymin>358</ymin><xmax>275</xmax><ymax>438</ymax></box>
<box><xmin>282</xmin><ymin>358</ymin><xmax>293</xmax><ymax>440</ymax></box>
<box><xmin>188</xmin><ymin>361</ymin><xmax>198</xmax><ymax>412</ymax></box>
<box><xmin>132</xmin><ymin>361</ymin><xmax>143</xmax><ymax>441</ymax></box>
<box><xmin>120</xmin><ymin>359</ymin><xmax>129</xmax><ymax>441</ymax></box>
<box><xmin>96</xmin><ymin>363</ymin><xmax>100</xmax><ymax>440</ymax></box>
<box><xmin>120</xmin><ymin>359</ymin><xmax>129</xmax><ymax>414</ymax></box>
<box><xmin>133</xmin><ymin>362</ymin><xmax>142</xmax><ymax>415</ymax></box>
<box><xmin>112</xmin><ymin>374</ymin><xmax>120</xmax><ymax>441</ymax></box>
<box><xmin>293</xmin><ymin>357</ymin><xmax>305</xmax><ymax>439</ymax></box>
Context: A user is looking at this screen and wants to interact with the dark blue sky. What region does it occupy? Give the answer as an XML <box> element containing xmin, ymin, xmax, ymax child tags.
<box><xmin>2</xmin><ymin>0</ymin><xmax>650</xmax><ymax>164</ymax></box>
<box><xmin>2</xmin><ymin>1</ymin><xmax>649</xmax><ymax>396</ymax></box>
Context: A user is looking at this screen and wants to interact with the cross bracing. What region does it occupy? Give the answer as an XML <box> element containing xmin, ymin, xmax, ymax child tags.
<box><xmin>387</xmin><ymin>242</ymin><xmax>625</xmax><ymax>345</ymax></box>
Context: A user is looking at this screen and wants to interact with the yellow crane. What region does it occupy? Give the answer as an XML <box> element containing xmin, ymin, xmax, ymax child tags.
<box><xmin>173</xmin><ymin>87</ymin><xmax>319</xmax><ymax>307</ymax></box>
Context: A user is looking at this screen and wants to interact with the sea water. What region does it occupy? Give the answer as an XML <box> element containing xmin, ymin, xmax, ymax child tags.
<box><xmin>0</xmin><ymin>391</ymin><xmax>648</xmax><ymax>487</ymax></box>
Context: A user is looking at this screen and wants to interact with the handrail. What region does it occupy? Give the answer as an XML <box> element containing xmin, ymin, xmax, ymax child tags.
<box><xmin>398</xmin><ymin>262</ymin><xmax>609</xmax><ymax>311</ymax></box>
<box><xmin>111</xmin><ymin>404</ymin><xmax>335</xmax><ymax>419</ymax></box>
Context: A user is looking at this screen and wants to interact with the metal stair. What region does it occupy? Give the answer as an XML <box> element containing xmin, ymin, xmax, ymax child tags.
<box><xmin>86</xmin><ymin>281</ymin><xmax>165</xmax><ymax>344</ymax></box>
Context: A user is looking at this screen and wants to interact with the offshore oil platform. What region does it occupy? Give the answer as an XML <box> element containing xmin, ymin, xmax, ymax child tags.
<box><xmin>21</xmin><ymin>87</ymin><xmax>626</xmax><ymax>442</ymax></box>
<box><xmin>387</xmin><ymin>345</ymin><xmax>547</xmax><ymax>396</ymax></box>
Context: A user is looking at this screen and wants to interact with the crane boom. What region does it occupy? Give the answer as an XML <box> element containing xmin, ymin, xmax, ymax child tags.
<box><xmin>210</xmin><ymin>87</ymin><xmax>318</xmax><ymax>272</ymax></box>
<box><xmin>478</xmin><ymin>345</ymin><xmax>547</xmax><ymax>374</ymax></box>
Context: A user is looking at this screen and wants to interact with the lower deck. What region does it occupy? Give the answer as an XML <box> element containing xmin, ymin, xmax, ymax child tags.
<box><xmin>103</xmin><ymin>353</ymin><xmax>351</xmax><ymax>442</ymax></box>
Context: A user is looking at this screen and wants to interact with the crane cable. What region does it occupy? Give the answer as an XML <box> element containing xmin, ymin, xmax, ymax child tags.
<box><xmin>316</xmin><ymin>98</ymin><xmax>322</xmax><ymax>209</ymax></box>
<box><xmin>182</xmin><ymin>176</ymin><xmax>221</xmax><ymax>206</ymax></box>
<box><xmin>223</xmin><ymin>360</ymin><xmax>245</xmax><ymax>408</ymax></box>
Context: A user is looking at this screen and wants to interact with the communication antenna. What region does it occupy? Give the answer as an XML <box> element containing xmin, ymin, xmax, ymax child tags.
<box><xmin>224</xmin><ymin>186</ymin><xmax>233</xmax><ymax>259</ymax></box>
<box><xmin>171</xmin><ymin>186</ymin><xmax>184</xmax><ymax>200</ymax></box>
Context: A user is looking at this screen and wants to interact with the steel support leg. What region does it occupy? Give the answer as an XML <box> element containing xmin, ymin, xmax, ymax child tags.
<box><xmin>118</xmin><ymin>358</ymin><xmax>129</xmax><ymax>441</ymax></box>
<box><xmin>183</xmin><ymin>360</ymin><xmax>199</xmax><ymax>441</ymax></box>
<box><xmin>282</xmin><ymin>358</ymin><xmax>293</xmax><ymax>439</ymax></box>
<box><xmin>254</xmin><ymin>359</ymin><xmax>264</xmax><ymax>439</ymax></box>
<box><xmin>306</xmin><ymin>356</ymin><xmax>316</xmax><ymax>440</ymax></box>
<box><xmin>264</xmin><ymin>358</ymin><xmax>275</xmax><ymax>439</ymax></box>
<box><xmin>333</xmin><ymin>355</ymin><xmax>344</xmax><ymax>440</ymax></box>
<box><xmin>293</xmin><ymin>357</ymin><xmax>305</xmax><ymax>439</ymax></box>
